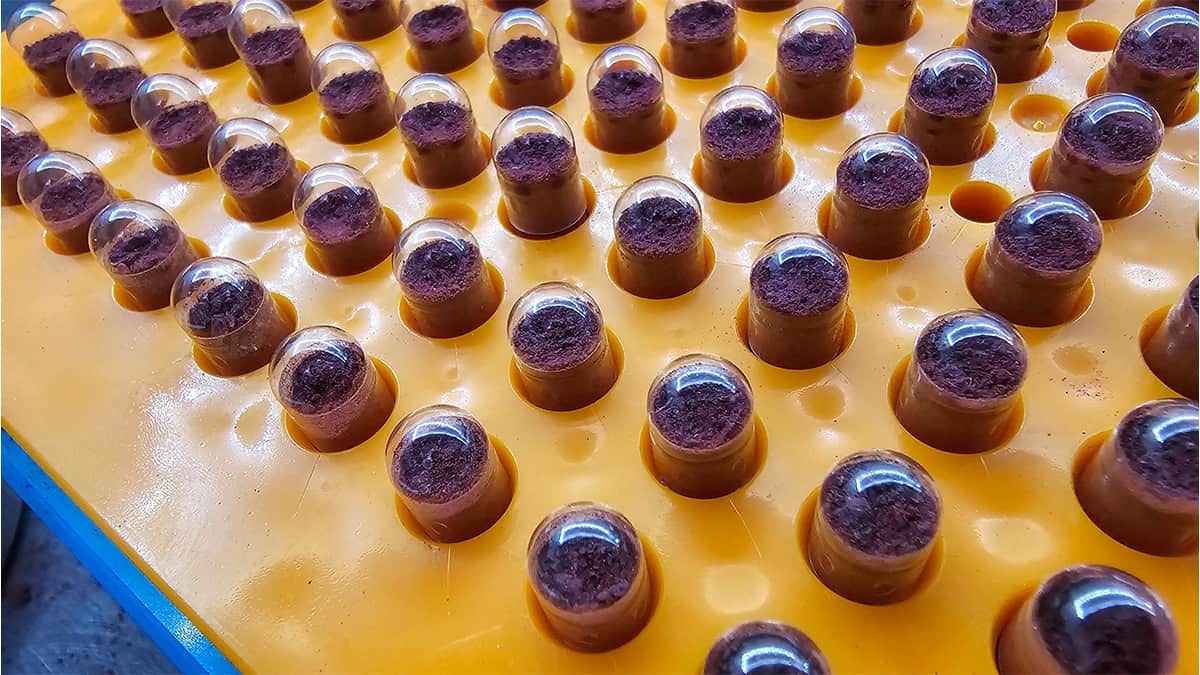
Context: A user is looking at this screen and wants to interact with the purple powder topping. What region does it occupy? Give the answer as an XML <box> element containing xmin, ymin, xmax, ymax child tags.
<box><xmin>107</xmin><ymin>223</ymin><xmax>181</xmax><ymax>275</ymax></box>
<box><xmin>1035</xmin><ymin>568</ymin><xmax>1168</xmax><ymax>675</ymax></box>
<box><xmin>1</xmin><ymin>131</ymin><xmax>48</xmax><ymax>177</ymax></box>
<box><xmin>535</xmin><ymin>510</ymin><xmax>638</xmax><ymax>610</ymax></box>
<box><xmin>302</xmin><ymin>185</ymin><xmax>381</xmax><ymax>245</ymax></box>
<box><xmin>493</xmin><ymin>35</ymin><xmax>560</xmax><ymax>80</ymax></box>
<box><xmin>751</xmin><ymin>249</ymin><xmax>848</xmax><ymax>316</ymax></box>
<box><xmin>667</xmin><ymin>1</ymin><xmax>736</xmax><ymax>43</ymax></box>
<box><xmin>399</xmin><ymin>101</ymin><xmax>473</xmax><ymax>151</ymax></box>
<box><xmin>1062</xmin><ymin>110</ymin><xmax>1160</xmax><ymax>165</ymax></box>
<box><xmin>186</xmin><ymin>280</ymin><xmax>265</xmax><ymax>337</ymax></box>
<box><xmin>241</xmin><ymin>26</ymin><xmax>306</xmax><ymax>67</ymax></box>
<box><xmin>318</xmin><ymin>69</ymin><xmax>387</xmax><ymax>116</ymax></box>
<box><xmin>972</xmin><ymin>0</ymin><xmax>1055</xmax><ymax>33</ymax></box>
<box><xmin>702</xmin><ymin>107</ymin><xmax>781</xmax><ymax>161</ymax></box>
<box><xmin>408</xmin><ymin>4</ymin><xmax>470</xmax><ymax>46</ymax></box>
<box><xmin>916</xmin><ymin>317</ymin><xmax>1025</xmax><ymax>399</ymax></box>
<box><xmin>148</xmin><ymin>101</ymin><xmax>218</xmax><ymax>147</ymax></box>
<box><xmin>393</xmin><ymin>415</ymin><xmax>488</xmax><ymax>502</ymax></box>
<box><xmin>651</xmin><ymin>372</ymin><xmax>752</xmax><ymax>450</ymax></box>
<box><xmin>616</xmin><ymin>195</ymin><xmax>700</xmax><ymax>258</ymax></box>
<box><xmin>1121</xmin><ymin>22</ymin><xmax>1199</xmax><ymax>73</ymax></box>
<box><xmin>574</xmin><ymin>0</ymin><xmax>629</xmax><ymax>10</ymax></box>
<box><xmin>590</xmin><ymin>69</ymin><xmax>663</xmax><ymax>117</ymax></box>
<box><xmin>910</xmin><ymin>64</ymin><xmax>994</xmax><ymax>117</ymax></box>
<box><xmin>1118</xmin><ymin>403</ymin><xmax>1198</xmax><ymax>499</ymax></box>
<box><xmin>22</xmin><ymin>31</ymin><xmax>84</xmax><ymax>69</ymax></box>
<box><xmin>39</xmin><ymin>173</ymin><xmax>109</xmax><ymax>223</ymax></box>
<box><xmin>122</xmin><ymin>0</ymin><xmax>164</xmax><ymax>14</ymax></box>
<box><xmin>219</xmin><ymin>143</ymin><xmax>293</xmax><ymax>195</ymax></box>
<box><xmin>496</xmin><ymin>133</ymin><xmax>574</xmax><ymax>184</ymax></box>
<box><xmin>822</xmin><ymin>455</ymin><xmax>938</xmax><ymax>556</ymax></box>
<box><xmin>177</xmin><ymin>2</ymin><xmax>231</xmax><ymax>39</ymax></box>
<box><xmin>283</xmin><ymin>341</ymin><xmax>367</xmax><ymax>414</ymax></box>
<box><xmin>81</xmin><ymin>66</ymin><xmax>146</xmax><ymax>107</ymax></box>
<box><xmin>996</xmin><ymin>210</ymin><xmax>1101</xmax><ymax>273</ymax></box>
<box><xmin>512</xmin><ymin>303</ymin><xmax>602</xmax><ymax>371</ymax></box>
<box><xmin>400</xmin><ymin>238</ymin><xmax>483</xmax><ymax>303</ymax></box>
<box><xmin>837</xmin><ymin>150</ymin><xmax>928</xmax><ymax>209</ymax></box>
<box><xmin>778</xmin><ymin>30</ymin><xmax>854</xmax><ymax>75</ymax></box>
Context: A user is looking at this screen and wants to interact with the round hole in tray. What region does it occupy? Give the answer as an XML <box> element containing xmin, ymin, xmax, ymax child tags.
<box><xmin>1010</xmin><ymin>94</ymin><xmax>1070</xmax><ymax>132</ymax></box>
<box><xmin>425</xmin><ymin>201</ymin><xmax>479</xmax><ymax>229</ymax></box>
<box><xmin>950</xmin><ymin>181</ymin><xmax>1012</xmax><ymax>223</ymax></box>
<box><xmin>1067</xmin><ymin>21</ymin><xmax>1121</xmax><ymax>52</ymax></box>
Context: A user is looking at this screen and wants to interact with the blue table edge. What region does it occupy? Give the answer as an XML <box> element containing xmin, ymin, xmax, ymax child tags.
<box><xmin>3</xmin><ymin>429</ymin><xmax>240</xmax><ymax>675</ymax></box>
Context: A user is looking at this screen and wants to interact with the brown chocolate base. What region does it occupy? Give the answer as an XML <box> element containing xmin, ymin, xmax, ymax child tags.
<box><xmin>748</xmin><ymin>247</ymin><xmax>849</xmax><ymax>368</ymax></box>
<box><xmin>901</xmin><ymin>64</ymin><xmax>994</xmax><ymax>165</ymax></box>
<box><xmin>1144</xmin><ymin>278</ymin><xmax>1199</xmax><ymax>399</ymax></box>
<box><xmin>319</xmin><ymin>70</ymin><xmax>393</xmax><ymax>144</ymax></box>
<box><xmin>400</xmin><ymin>238</ymin><xmax>499</xmax><ymax>338</ymax></box>
<box><xmin>829</xmin><ymin>151</ymin><xmax>929</xmax><ymax>259</ymax></box>
<box><xmin>1041</xmin><ymin>110</ymin><xmax>1160</xmax><ymax>219</ymax></box>
<box><xmin>407</xmin><ymin>5</ymin><xmax>480</xmax><ymax>74</ymax></box>
<box><xmin>843</xmin><ymin>0</ymin><xmax>915</xmax><ymax>45</ymax></box>
<box><xmin>219</xmin><ymin>143</ymin><xmax>301</xmax><ymax>222</ymax></box>
<box><xmin>185</xmin><ymin>281</ymin><xmax>292</xmax><ymax>376</ymax></box>
<box><xmin>333</xmin><ymin>0</ymin><xmax>401</xmax><ymax>41</ymax></box>
<box><xmin>572</xmin><ymin>0</ymin><xmax>639</xmax><ymax>43</ymax></box>
<box><xmin>614</xmin><ymin>195</ymin><xmax>705</xmax><ymax>298</ymax></box>
<box><xmin>23</xmin><ymin>31</ymin><xmax>85</xmax><ymax>97</ymax></box>
<box><xmin>242</xmin><ymin>27</ymin><xmax>313</xmax><ymax>104</ymax></box>
<box><xmin>37</xmin><ymin>173</ymin><xmax>115</xmax><ymax>254</ymax></box>
<box><xmin>107</xmin><ymin>227</ymin><xmax>199</xmax><ymax>310</ymax></box>
<box><xmin>704</xmin><ymin>622</ymin><xmax>829</xmax><ymax>675</ymax></box>
<box><xmin>496</xmin><ymin>133</ymin><xmax>588</xmax><ymax>236</ymax></box>
<box><xmin>492</xmin><ymin>36</ymin><xmax>566</xmax><ymax>108</ymax></box>
<box><xmin>280</xmin><ymin>345</ymin><xmax>394</xmax><ymax>452</ymax></box>
<box><xmin>1103</xmin><ymin>22</ymin><xmax>1199</xmax><ymax>124</ymax></box>
<box><xmin>963</xmin><ymin>0</ymin><xmax>1054</xmax><ymax>83</ymax></box>
<box><xmin>700</xmin><ymin>107</ymin><xmax>783</xmax><ymax>202</ymax></box>
<box><xmin>148</xmin><ymin>101</ymin><xmax>219</xmax><ymax>174</ymax></box>
<box><xmin>123</xmin><ymin>0</ymin><xmax>174</xmax><ymax>37</ymax></box>
<box><xmin>665</xmin><ymin>1</ymin><xmax>738</xmax><ymax>78</ymax></box>
<box><xmin>400</xmin><ymin>101</ymin><xmax>489</xmax><ymax>189</ymax></box>
<box><xmin>776</xmin><ymin>30</ymin><xmax>856</xmax><ymax>119</ymax></box>
<box><xmin>302</xmin><ymin>186</ymin><xmax>396</xmax><ymax>276</ymax></box>
<box><xmin>511</xmin><ymin>304</ymin><xmax>617</xmax><ymax>411</ymax></box>
<box><xmin>82</xmin><ymin>67</ymin><xmax>146</xmax><ymax>134</ymax></box>
<box><xmin>589</xmin><ymin>69</ymin><xmax>668</xmax><ymax>153</ymax></box>
<box><xmin>1</xmin><ymin>130</ymin><xmax>49</xmax><ymax>206</ymax></box>
<box><xmin>177</xmin><ymin>2</ymin><xmax>239</xmax><ymax>69</ymax></box>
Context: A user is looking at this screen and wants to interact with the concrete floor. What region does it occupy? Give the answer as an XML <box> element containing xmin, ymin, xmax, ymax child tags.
<box><xmin>2</xmin><ymin>505</ymin><xmax>177</xmax><ymax>675</ymax></box>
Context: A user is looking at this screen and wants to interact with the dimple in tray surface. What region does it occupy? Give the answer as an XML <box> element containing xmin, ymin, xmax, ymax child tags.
<box><xmin>1</xmin><ymin>0</ymin><xmax>1196</xmax><ymax>672</ymax></box>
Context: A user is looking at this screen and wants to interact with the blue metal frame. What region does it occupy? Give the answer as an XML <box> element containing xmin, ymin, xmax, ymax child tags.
<box><xmin>2</xmin><ymin>430</ymin><xmax>239</xmax><ymax>675</ymax></box>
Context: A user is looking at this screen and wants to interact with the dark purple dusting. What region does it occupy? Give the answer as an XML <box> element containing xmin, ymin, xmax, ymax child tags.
<box><xmin>39</xmin><ymin>174</ymin><xmax>108</xmax><ymax>223</ymax></box>
<box><xmin>821</xmin><ymin>457</ymin><xmax>937</xmax><ymax>556</ymax></box>
<box><xmin>107</xmin><ymin>224</ymin><xmax>181</xmax><ymax>275</ymax></box>
<box><xmin>702</xmin><ymin>107</ymin><xmax>781</xmax><ymax>161</ymax></box>
<box><xmin>778</xmin><ymin>30</ymin><xmax>854</xmax><ymax>75</ymax></box>
<box><xmin>1122</xmin><ymin>22</ymin><xmax>1199</xmax><ymax>72</ymax></box>
<box><xmin>186</xmin><ymin>281</ymin><xmax>265</xmax><ymax>337</ymax></box>
<box><xmin>996</xmin><ymin>211</ymin><xmax>1101</xmax><ymax>272</ymax></box>
<box><xmin>616</xmin><ymin>196</ymin><xmax>700</xmax><ymax>257</ymax></box>
<box><xmin>575</xmin><ymin>0</ymin><xmax>629</xmax><ymax>10</ymax></box>
<box><xmin>512</xmin><ymin>304</ymin><xmax>601</xmax><ymax>371</ymax></box>
<box><xmin>496</xmin><ymin>133</ymin><xmax>574</xmax><ymax>183</ymax></box>
<box><xmin>535</xmin><ymin>513</ymin><xmax>638</xmax><ymax>609</ymax></box>
<box><xmin>122</xmin><ymin>0</ymin><xmax>163</xmax><ymax>14</ymax></box>
<box><xmin>837</xmin><ymin>151</ymin><xmax>928</xmax><ymax>209</ymax></box>
<box><xmin>334</xmin><ymin>0</ymin><xmax>382</xmax><ymax>10</ymax></box>
<box><xmin>910</xmin><ymin>64</ymin><xmax>993</xmax><ymax>117</ymax></box>
<box><xmin>667</xmin><ymin>1</ymin><xmax>736</xmax><ymax>43</ymax></box>
<box><xmin>707</xmin><ymin>624</ymin><xmax>829</xmax><ymax>675</ymax></box>
<box><xmin>81</xmin><ymin>67</ymin><xmax>146</xmax><ymax>108</ymax></box>
<box><xmin>302</xmin><ymin>186</ymin><xmax>381</xmax><ymax>245</ymax></box>
<box><xmin>399</xmin><ymin>101</ymin><xmax>472</xmax><ymax>151</ymax></box>
<box><xmin>394</xmin><ymin>415</ymin><xmax>488</xmax><ymax>502</ymax></box>
<box><xmin>1</xmin><ymin>131</ymin><xmax>48</xmax><ymax>177</ymax></box>
<box><xmin>408</xmin><ymin>5</ymin><xmax>470</xmax><ymax>46</ymax></box>
<box><xmin>493</xmin><ymin>36</ymin><xmax>559</xmax><ymax>79</ymax></box>
<box><xmin>590</xmin><ymin>70</ymin><xmax>663</xmax><ymax>117</ymax></box>
<box><xmin>148</xmin><ymin>102</ymin><xmax>218</xmax><ymax>147</ymax></box>
<box><xmin>1119</xmin><ymin>407</ymin><xmax>1198</xmax><ymax>499</ymax></box>
<box><xmin>651</xmin><ymin>378</ymin><xmax>751</xmax><ymax>450</ymax></box>
<box><xmin>973</xmin><ymin>0</ymin><xmax>1055</xmax><ymax>33</ymax></box>
<box><xmin>1062</xmin><ymin>111</ymin><xmax>1159</xmax><ymax>165</ymax></box>
<box><xmin>242</xmin><ymin>27</ymin><xmax>306</xmax><ymax>67</ymax></box>
<box><xmin>751</xmin><ymin>250</ymin><xmax>848</xmax><ymax>316</ymax></box>
<box><xmin>319</xmin><ymin>70</ymin><xmax>387</xmax><ymax>115</ymax></box>
<box><xmin>177</xmin><ymin>2</ymin><xmax>232</xmax><ymax>39</ymax></box>
<box><xmin>22</xmin><ymin>31</ymin><xmax>84</xmax><ymax>69</ymax></box>
<box><xmin>400</xmin><ymin>238</ymin><xmax>483</xmax><ymax>302</ymax></box>
<box><xmin>1036</xmin><ymin>571</ymin><xmax>1165</xmax><ymax>675</ymax></box>
<box><xmin>219</xmin><ymin>143</ymin><xmax>292</xmax><ymax>195</ymax></box>
<box><xmin>284</xmin><ymin>341</ymin><xmax>367</xmax><ymax>413</ymax></box>
<box><xmin>916</xmin><ymin>320</ymin><xmax>1025</xmax><ymax>399</ymax></box>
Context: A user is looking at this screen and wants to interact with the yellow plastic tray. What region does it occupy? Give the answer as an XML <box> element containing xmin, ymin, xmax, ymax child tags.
<box><xmin>2</xmin><ymin>0</ymin><xmax>1196</xmax><ymax>672</ymax></box>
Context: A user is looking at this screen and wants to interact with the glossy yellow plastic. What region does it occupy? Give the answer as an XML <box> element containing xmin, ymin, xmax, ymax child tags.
<box><xmin>1</xmin><ymin>0</ymin><xmax>1196</xmax><ymax>672</ymax></box>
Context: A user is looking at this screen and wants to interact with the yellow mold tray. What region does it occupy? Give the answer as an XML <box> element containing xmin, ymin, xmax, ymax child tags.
<box><xmin>1</xmin><ymin>0</ymin><xmax>1196</xmax><ymax>672</ymax></box>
